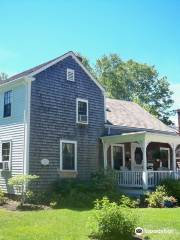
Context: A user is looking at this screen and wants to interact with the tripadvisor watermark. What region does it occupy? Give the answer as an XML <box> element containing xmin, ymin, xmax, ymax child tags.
<box><xmin>135</xmin><ymin>227</ymin><xmax>174</xmax><ymax>236</ymax></box>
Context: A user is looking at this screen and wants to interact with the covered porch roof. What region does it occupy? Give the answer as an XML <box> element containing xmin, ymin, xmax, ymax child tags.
<box><xmin>101</xmin><ymin>131</ymin><xmax>180</xmax><ymax>190</ymax></box>
<box><xmin>101</xmin><ymin>131</ymin><xmax>180</xmax><ymax>146</ymax></box>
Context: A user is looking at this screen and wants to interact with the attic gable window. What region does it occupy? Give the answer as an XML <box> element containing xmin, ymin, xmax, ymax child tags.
<box><xmin>67</xmin><ymin>68</ymin><xmax>75</xmax><ymax>81</ymax></box>
<box><xmin>76</xmin><ymin>98</ymin><xmax>88</xmax><ymax>124</ymax></box>
<box><xmin>3</xmin><ymin>90</ymin><xmax>12</xmax><ymax>118</ymax></box>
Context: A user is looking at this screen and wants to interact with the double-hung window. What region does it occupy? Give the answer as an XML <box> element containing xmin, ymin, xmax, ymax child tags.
<box><xmin>0</xmin><ymin>141</ymin><xmax>11</xmax><ymax>171</ymax></box>
<box><xmin>60</xmin><ymin>140</ymin><xmax>77</xmax><ymax>171</ymax></box>
<box><xmin>76</xmin><ymin>98</ymin><xmax>88</xmax><ymax>124</ymax></box>
<box><xmin>4</xmin><ymin>90</ymin><xmax>12</xmax><ymax>118</ymax></box>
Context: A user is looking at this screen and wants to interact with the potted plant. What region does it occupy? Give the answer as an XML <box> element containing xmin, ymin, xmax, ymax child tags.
<box><xmin>162</xmin><ymin>196</ymin><xmax>177</xmax><ymax>208</ymax></box>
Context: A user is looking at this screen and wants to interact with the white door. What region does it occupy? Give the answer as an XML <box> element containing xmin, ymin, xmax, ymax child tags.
<box><xmin>131</xmin><ymin>143</ymin><xmax>143</xmax><ymax>171</ymax></box>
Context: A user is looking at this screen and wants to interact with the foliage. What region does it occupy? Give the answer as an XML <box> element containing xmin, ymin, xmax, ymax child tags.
<box><xmin>162</xmin><ymin>196</ymin><xmax>177</xmax><ymax>208</ymax></box>
<box><xmin>89</xmin><ymin>197</ymin><xmax>136</xmax><ymax>240</ymax></box>
<box><xmin>160</xmin><ymin>179</ymin><xmax>180</xmax><ymax>204</ymax></box>
<box><xmin>8</xmin><ymin>174</ymin><xmax>39</xmax><ymax>206</ymax></box>
<box><xmin>119</xmin><ymin>195</ymin><xmax>139</xmax><ymax>208</ymax></box>
<box><xmin>50</xmin><ymin>170</ymin><xmax>121</xmax><ymax>209</ymax></box>
<box><xmin>0</xmin><ymin>188</ymin><xmax>7</xmax><ymax>205</ymax></box>
<box><xmin>81</xmin><ymin>53</ymin><xmax>174</xmax><ymax>125</ymax></box>
<box><xmin>146</xmin><ymin>186</ymin><xmax>168</xmax><ymax>208</ymax></box>
<box><xmin>0</xmin><ymin>72</ymin><xmax>8</xmax><ymax>81</ymax></box>
<box><xmin>26</xmin><ymin>170</ymin><xmax>120</xmax><ymax>208</ymax></box>
<box><xmin>26</xmin><ymin>190</ymin><xmax>52</xmax><ymax>206</ymax></box>
<box><xmin>76</xmin><ymin>53</ymin><xmax>96</xmax><ymax>78</ymax></box>
<box><xmin>90</xmin><ymin>169</ymin><xmax>117</xmax><ymax>193</ymax></box>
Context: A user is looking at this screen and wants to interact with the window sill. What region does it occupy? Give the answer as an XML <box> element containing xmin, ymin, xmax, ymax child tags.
<box><xmin>58</xmin><ymin>170</ymin><xmax>78</xmax><ymax>178</ymax></box>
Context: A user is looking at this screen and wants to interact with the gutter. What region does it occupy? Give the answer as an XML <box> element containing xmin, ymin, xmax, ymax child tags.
<box><xmin>105</xmin><ymin>124</ymin><xmax>177</xmax><ymax>136</ymax></box>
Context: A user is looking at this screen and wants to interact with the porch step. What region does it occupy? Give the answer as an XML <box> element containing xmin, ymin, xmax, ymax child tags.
<box><xmin>119</xmin><ymin>187</ymin><xmax>153</xmax><ymax>198</ymax></box>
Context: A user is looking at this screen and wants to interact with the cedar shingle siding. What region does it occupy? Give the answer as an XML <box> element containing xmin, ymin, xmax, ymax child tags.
<box><xmin>29</xmin><ymin>56</ymin><xmax>105</xmax><ymax>189</ymax></box>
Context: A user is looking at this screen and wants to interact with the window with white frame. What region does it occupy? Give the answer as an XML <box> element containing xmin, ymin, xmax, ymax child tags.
<box><xmin>0</xmin><ymin>141</ymin><xmax>11</xmax><ymax>171</ymax></box>
<box><xmin>76</xmin><ymin>98</ymin><xmax>88</xmax><ymax>124</ymax></box>
<box><xmin>60</xmin><ymin>140</ymin><xmax>77</xmax><ymax>171</ymax></box>
<box><xmin>67</xmin><ymin>68</ymin><xmax>75</xmax><ymax>81</ymax></box>
<box><xmin>3</xmin><ymin>90</ymin><xmax>12</xmax><ymax>118</ymax></box>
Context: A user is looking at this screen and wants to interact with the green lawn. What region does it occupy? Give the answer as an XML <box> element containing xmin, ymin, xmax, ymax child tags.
<box><xmin>0</xmin><ymin>208</ymin><xmax>180</xmax><ymax>240</ymax></box>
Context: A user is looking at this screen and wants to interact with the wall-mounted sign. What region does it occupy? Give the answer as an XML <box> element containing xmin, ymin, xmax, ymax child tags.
<box><xmin>41</xmin><ymin>158</ymin><xmax>49</xmax><ymax>166</ymax></box>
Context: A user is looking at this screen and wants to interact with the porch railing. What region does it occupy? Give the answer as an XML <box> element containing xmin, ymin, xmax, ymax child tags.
<box><xmin>115</xmin><ymin>170</ymin><xmax>180</xmax><ymax>188</ymax></box>
<box><xmin>147</xmin><ymin>171</ymin><xmax>179</xmax><ymax>187</ymax></box>
<box><xmin>115</xmin><ymin>171</ymin><xmax>143</xmax><ymax>188</ymax></box>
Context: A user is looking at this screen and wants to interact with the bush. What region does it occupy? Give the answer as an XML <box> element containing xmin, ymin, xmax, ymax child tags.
<box><xmin>160</xmin><ymin>179</ymin><xmax>180</xmax><ymax>204</ymax></box>
<box><xmin>119</xmin><ymin>195</ymin><xmax>139</xmax><ymax>208</ymax></box>
<box><xmin>8</xmin><ymin>174</ymin><xmax>39</xmax><ymax>206</ymax></box>
<box><xmin>26</xmin><ymin>190</ymin><xmax>53</xmax><ymax>205</ymax></box>
<box><xmin>90</xmin><ymin>170</ymin><xmax>117</xmax><ymax>193</ymax></box>
<box><xmin>50</xmin><ymin>170</ymin><xmax>121</xmax><ymax>208</ymax></box>
<box><xmin>162</xmin><ymin>196</ymin><xmax>177</xmax><ymax>208</ymax></box>
<box><xmin>89</xmin><ymin>197</ymin><xmax>136</xmax><ymax>240</ymax></box>
<box><xmin>146</xmin><ymin>186</ymin><xmax>167</xmax><ymax>208</ymax></box>
<box><xmin>0</xmin><ymin>188</ymin><xmax>7</xmax><ymax>205</ymax></box>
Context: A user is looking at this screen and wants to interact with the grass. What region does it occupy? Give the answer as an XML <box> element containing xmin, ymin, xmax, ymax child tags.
<box><xmin>0</xmin><ymin>208</ymin><xmax>180</xmax><ymax>240</ymax></box>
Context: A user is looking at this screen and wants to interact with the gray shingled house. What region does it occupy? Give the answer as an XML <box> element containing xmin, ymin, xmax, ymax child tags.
<box><xmin>0</xmin><ymin>51</ymin><xmax>180</xmax><ymax>193</ymax></box>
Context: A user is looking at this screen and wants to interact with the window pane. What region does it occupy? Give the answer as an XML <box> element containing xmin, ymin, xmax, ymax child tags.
<box><xmin>4</xmin><ymin>91</ymin><xmax>12</xmax><ymax>105</ymax></box>
<box><xmin>4</xmin><ymin>103</ymin><xmax>11</xmax><ymax>118</ymax></box>
<box><xmin>78</xmin><ymin>101</ymin><xmax>87</xmax><ymax>115</ymax></box>
<box><xmin>62</xmin><ymin>143</ymin><xmax>75</xmax><ymax>170</ymax></box>
<box><xmin>2</xmin><ymin>142</ymin><xmax>10</xmax><ymax>162</ymax></box>
<box><xmin>4</xmin><ymin>91</ymin><xmax>12</xmax><ymax>117</ymax></box>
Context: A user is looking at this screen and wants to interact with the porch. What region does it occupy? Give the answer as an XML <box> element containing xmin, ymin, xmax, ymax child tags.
<box><xmin>101</xmin><ymin>132</ymin><xmax>180</xmax><ymax>190</ymax></box>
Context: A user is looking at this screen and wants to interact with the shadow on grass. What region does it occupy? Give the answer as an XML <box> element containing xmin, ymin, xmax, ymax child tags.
<box><xmin>17</xmin><ymin>204</ymin><xmax>46</xmax><ymax>211</ymax></box>
<box><xmin>51</xmin><ymin>203</ymin><xmax>93</xmax><ymax>212</ymax></box>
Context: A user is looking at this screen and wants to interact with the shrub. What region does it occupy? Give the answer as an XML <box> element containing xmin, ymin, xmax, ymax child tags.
<box><xmin>26</xmin><ymin>190</ymin><xmax>53</xmax><ymax>205</ymax></box>
<box><xmin>89</xmin><ymin>197</ymin><xmax>136</xmax><ymax>240</ymax></box>
<box><xmin>160</xmin><ymin>179</ymin><xmax>180</xmax><ymax>204</ymax></box>
<box><xmin>146</xmin><ymin>186</ymin><xmax>167</xmax><ymax>208</ymax></box>
<box><xmin>8</xmin><ymin>174</ymin><xmax>39</xmax><ymax>206</ymax></box>
<box><xmin>50</xmin><ymin>170</ymin><xmax>121</xmax><ymax>208</ymax></box>
<box><xmin>162</xmin><ymin>196</ymin><xmax>177</xmax><ymax>208</ymax></box>
<box><xmin>0</xmin><ymin>188</ymin><xmax>7</xmax><ymax>205</ymax></box>
<box><xmin>90</xmin><ymin>169</ymin><xmax>117</xmax><ymax>193</ymax></box>
<box><xmin>119</xmin><ymin>195</ymin><xmax>139</xmax><ymax>208</ymax></box>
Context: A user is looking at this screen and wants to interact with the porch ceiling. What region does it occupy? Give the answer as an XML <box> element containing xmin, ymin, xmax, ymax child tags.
<box><xmin>101</xmin><ymin>131</ymin><xmax>180</xmax><ymax>146</ymax></box>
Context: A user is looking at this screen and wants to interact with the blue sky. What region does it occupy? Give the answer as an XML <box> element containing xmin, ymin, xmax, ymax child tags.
<box><xmin>0</xmin><ymin>0</ymin><xmax>180</xmax><ymax>120</ymax></box>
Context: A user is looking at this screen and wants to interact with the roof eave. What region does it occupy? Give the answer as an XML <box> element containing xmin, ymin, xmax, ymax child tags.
<box><xmin>0</xmin><ymin>76</ymin><xmax>34</xmax><ymax>88</ymax></box>
<box><xmin>104</xmin><ymin>123</ymin><xmax>177</xmax><ymax>136</ymax></box>
<box><xmin>28</xmin><ymin>51</ymin><xmax>105</xmax><ymax>94</ymax></box>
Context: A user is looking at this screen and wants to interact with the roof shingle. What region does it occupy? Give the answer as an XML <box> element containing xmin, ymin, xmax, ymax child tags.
<box><xmin>106</xmin><ymin>98</ymin><xmax>175</xmax><ymax>134</ymax></box>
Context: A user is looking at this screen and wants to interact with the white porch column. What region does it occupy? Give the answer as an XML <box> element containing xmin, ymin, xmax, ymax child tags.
<box><xmin>142</xmin><ymin>141</ymin><xmax>148</xmax><ymax>190</ymax></box>
<box><xmin>171</xmin><ymin>143</ymin><xmax>177</xmax><ymax>172</ymax></box>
